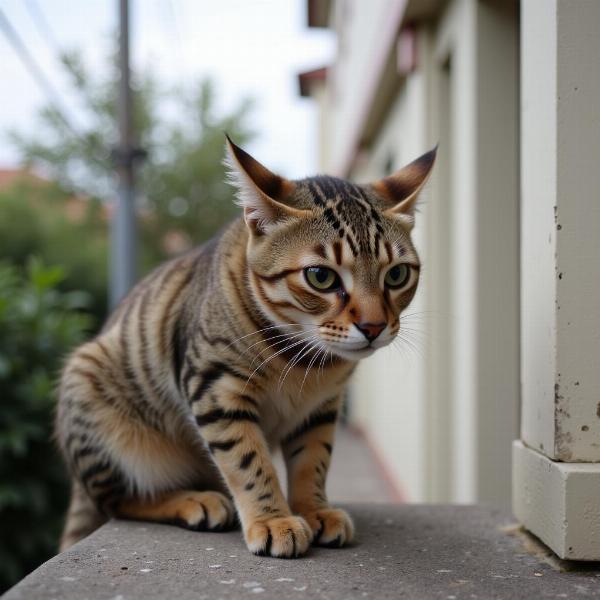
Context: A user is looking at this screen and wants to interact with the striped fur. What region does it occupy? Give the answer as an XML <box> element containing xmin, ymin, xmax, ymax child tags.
<box><xmin>56</xmin><ymin>141</ymin><xmax>435</xmax><ymax>557</ymax></box>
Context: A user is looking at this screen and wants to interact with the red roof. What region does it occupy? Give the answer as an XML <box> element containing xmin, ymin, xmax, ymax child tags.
<box><xmin>298</xmin><ymin>67</ymin><xmax>328</xmax><ymax>97</ymax></box>
<box><xmin>0</xmin><ymin>168</ymin><xmax>48</xmax><ymax>189</ymax></box>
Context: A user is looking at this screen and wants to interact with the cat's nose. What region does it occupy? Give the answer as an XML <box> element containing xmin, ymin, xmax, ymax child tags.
<box><xmin>354</xmin><ymin>322</ymin><xmax>386</xmax><ymax>343</ymax></box>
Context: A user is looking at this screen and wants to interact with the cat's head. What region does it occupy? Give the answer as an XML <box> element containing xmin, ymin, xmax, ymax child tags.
<box><xmin>224</xmin><ymin>136</ymin><xmax>436</xmax><ymax>361</ymax></box>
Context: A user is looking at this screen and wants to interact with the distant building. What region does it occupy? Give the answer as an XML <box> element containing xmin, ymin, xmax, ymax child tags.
<box><xmin>0</xmin><ymin>167</ymin><xmax>103</xmax><ymax>224</ymax></box>
<box><xmin>300</xmin><ymin>0</ymin><xmax>600</xmax><ymax>560</ymax></box>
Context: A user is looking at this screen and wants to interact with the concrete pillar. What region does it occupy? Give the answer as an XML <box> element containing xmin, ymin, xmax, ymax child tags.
<box><xmin>513</xmin><ymin>0</ymin><xmax>600</xmax><ymax>560</ymax></box>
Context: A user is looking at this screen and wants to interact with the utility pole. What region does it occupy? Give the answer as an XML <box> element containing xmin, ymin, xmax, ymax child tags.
<box><xmin>110</xmin><ymin>0</ymin><xmax>143</xmax><ymax>308</ymax></box>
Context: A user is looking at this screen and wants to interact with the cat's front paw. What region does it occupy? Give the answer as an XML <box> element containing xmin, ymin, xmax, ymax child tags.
<box><xmin>302</xmin><ymin>507</ymin><xmax>354</xmax><ymax>548</ymax></box>
<box><xmin>245</xmin><ymin>515</ymin><xmax>313</xmax><ymax>558</ymax></box>
<box><xmin>171</xmin><ymin>491</ymin><xmax>236</xmax><ymax>532</ymax></box>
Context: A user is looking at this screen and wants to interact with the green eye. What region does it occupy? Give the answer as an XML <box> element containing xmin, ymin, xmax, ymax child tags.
<box><xmin>304</xmin><ymin>267</ymin><xmax>340</xmax><ymax>291</ymax></box>
<box><xmin>384</xmin><ymin>264</ymin><xmax>411</xmax><ymax>289</ymax></box>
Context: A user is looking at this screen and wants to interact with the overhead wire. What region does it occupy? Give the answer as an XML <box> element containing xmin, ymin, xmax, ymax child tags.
<box><xmin>24</xmin><ymin>0</ymin><xmax>61</xmax><ymax>57</ymax></box>
<box><xmin>163</xmin><ymin>0</ymin><xmax>188</xmax><ymax>75</ymax></box>
<box><xmin>0</xmin><ymin>6</ymin><xmax>108</xmax><ymax>175</ymax></box>
<box><xmin>0</xmin><ymin>5</ymin><xmax>81</xmax><ymax>137</ymax></box>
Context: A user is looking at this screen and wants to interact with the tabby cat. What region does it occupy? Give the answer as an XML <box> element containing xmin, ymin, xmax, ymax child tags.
<box><xmin>56</xmin><ymin>137</ymin><xmax>436</xmax><ymax>558</ymax></box>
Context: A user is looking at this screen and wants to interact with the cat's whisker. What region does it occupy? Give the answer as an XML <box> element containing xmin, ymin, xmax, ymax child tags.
<box><xmin>321</xmin><ymin>347</ymin><xmax>332</xmax><ymax>375</ymax></box>
<box><xmin>392</xmin><ymin>332</ymin><xmax>425</xmax><ymax>360</ymax></box>
<box><xmin>278</xmin><ymin>335</ymin><xmax>321</xmax><ymax>389</ymax></box>
<box><xmin>224</xmin><ymin>323</ymin><xmax>304</xmax><ymax>350</ymax></box>
<box><xmin>299</xmin><ymin>341</ymin><xmax>326</xmax><ymax>393</ymax></box>
<box><xmin>245</xmin><ymin>327</ymin><xmax>322</xmax><ymax>355</ymax></box>
<box><xmin>397</xmin><ymin>327</ymin><xmax>426</xmax><ymax>340</ymax></box>
<box><xmin>242</xmin><ymin>333</ymin><xmax>316</xmax><ymax>393</ymax></box>
<box><xmin>247</xmin><ymin>334</ymin><xmax>307</xmax><ymax>372</ymax></box>
<box><xmin>246</xmin><ymin>330</ymin><xmax>311</xmax><ymax>365</ymax></box>
<box><xmin>248</xmin><ymin>329</ymin><xmax>322</xmax><ymax>369</ymax></box>
<box><xmin>310</xmin><ymin>344</ymin><xmax>329</xmax><ymax>383</ymax></box>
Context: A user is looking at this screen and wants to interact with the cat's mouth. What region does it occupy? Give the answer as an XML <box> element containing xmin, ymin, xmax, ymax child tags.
<box><xmin>324</xmin><ymin>341</ymin><xmax>379</xmax><ymax>361</ymax></box>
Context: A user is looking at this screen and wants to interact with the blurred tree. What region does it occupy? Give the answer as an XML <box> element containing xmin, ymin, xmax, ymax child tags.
<box><xmin>0</xmin><ymin>178</ymin><xmax>109</xmax><ymax>323</ymax></box>
<box><xmin>0</xmin><ymin>260</ymin><xmax>93</xmax><ymax>593</ymax></box>
<box><xmin>10</xmin><ymin>49</ymin><xmax>255</xmax><ymax>270</ymax></box>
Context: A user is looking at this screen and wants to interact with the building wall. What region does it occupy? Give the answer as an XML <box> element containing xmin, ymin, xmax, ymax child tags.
<box><xmin>322</xmin><ymin>0</ymin><xmax>409</xmax><ymax>175</ymax></box>
<box><xmin>315</xmin><ymin>0</ymin><xmax>520</xmax><ymax>506</ymax></box>
<box><xmin>349</xmin><ymin>60</ymin><xmax>430</xmax><ymax>500</ymax></box>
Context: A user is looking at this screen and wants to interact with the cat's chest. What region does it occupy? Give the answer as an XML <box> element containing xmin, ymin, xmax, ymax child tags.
<box><xmin>259</xmin><ymin>368</ymin><xmax>349</xmax><ymax>445</ymax></box>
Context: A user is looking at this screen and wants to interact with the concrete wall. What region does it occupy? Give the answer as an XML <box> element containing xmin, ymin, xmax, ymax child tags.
<box><xmin>513</xmin><ymin>0</ymin><xmax>600</xmax><ymax>560</ymax></box>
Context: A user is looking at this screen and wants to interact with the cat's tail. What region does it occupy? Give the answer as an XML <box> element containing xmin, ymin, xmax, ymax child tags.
<box><xmin>59</xmin><ymin>480</ymin><xmax>107</xmax><ymax>552</ymax></box>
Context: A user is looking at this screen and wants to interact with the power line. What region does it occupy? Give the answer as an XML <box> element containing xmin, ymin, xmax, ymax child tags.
<box><xmin>0</xmin><ymin>6</ymin><xmax>82</xmax><ymax>139</ymax></box>
<box><xmin>0</xmin><ymin>6</ymin><xmax>108</xmax><ymax>172</ymax></box>
<box><xmin>24</xmin><ymin>0</ymin><xmax>61</xmax><ymax>57</ymax></box>
<box><xmin>163</xmin><ymin>0</ymin><xmax>188</xmax><ymax>74</ymax></box>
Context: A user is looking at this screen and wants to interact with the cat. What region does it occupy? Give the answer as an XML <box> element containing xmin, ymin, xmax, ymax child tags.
<box><xmin>56</xmin><ymin>136</ymin><xmax>436</xmax><ymax>558</ymax></box>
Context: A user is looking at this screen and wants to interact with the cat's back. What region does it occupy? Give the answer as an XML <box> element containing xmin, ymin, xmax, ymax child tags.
<box><xmin>58</xmin><ymin>221</ymin><xmax>244</xmax><ymax>434</ymax></box>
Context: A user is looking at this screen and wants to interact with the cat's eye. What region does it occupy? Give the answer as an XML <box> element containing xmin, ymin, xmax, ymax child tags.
<box><xmin>384</xmin><ymin>264</ymin><xmax>411</xmax><ymax>289</ymax></box>
<box><xmin>304</xmin><ymin>267</ymin><xmax>341</xmax><ymax>292</ymax></box>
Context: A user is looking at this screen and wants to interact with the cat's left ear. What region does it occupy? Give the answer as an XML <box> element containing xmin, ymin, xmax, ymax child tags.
<box><xmin>371</xmin><ymin>145</ymin><xmax>438</xmax><ymax>227</ymax></box>
<box><xmin>224</xmin><ymin>135</ymin><xmax>306</xmax><ymax>235</ymax></box>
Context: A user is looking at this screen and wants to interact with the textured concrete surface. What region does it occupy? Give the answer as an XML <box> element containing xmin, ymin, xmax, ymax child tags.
<box><xmin>5</xmin><ymin>505</ymin><xmax>600</xmax><ymax>599</ymax></box>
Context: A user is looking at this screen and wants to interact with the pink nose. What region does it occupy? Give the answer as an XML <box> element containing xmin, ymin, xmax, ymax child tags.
<box><xmin>354</xmin><ymin>322</ymin><xmax>386</xmax><ymax>342</ymax></box>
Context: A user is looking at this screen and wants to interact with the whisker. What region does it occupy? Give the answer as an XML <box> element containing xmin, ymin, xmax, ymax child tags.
<box><xmin>242</xmin><ymin>333</ymin><xmax>314</xmax><ymax>392</ymax></box>
<box><xmin>225</xmin><ymin>323</ymin><xmax>304</xmax><ymax>350</ymax></box>
<box><xmin>299</xmin><ymin>341</ymin><xmax>325</xmax><ymax>393</ymax></box>
<box><xmin>315</xmin><ymin>345</ymin><xmax>329</xmax><ymax>376</ymax></box>
<box><xmin>392</xmin><ymin>333</ymin><xmax>425</xmax><ymax>361</ymax></box>
<box><xmin>247</xmin><ymin>329</ymin><xmax>319</xmax><ymax>364</ymax></box>
<box><xmin>278</xmin><ymin>335</ymin><xmax>321</xmax><ymax>389</ymax></box>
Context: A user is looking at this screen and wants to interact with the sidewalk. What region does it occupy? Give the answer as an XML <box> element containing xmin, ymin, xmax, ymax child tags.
<box><xmin>273</xmin><ymin>425</ymin><xmax>398</xmax><ymax>504</ymax></box>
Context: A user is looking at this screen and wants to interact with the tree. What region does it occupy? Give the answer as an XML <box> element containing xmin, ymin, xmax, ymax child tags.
<box><xmin>0</xmin><ymin>177</ymin><xmax>109</xmax><ymax>323</ymax></box>
<box><xmin>10</xmin><ymin>50</ymin><xmax>255</xmax><ymax>271</ymax></box>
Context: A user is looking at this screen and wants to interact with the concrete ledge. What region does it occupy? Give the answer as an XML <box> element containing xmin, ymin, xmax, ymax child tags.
<box><xmin>513</xmin><ymin>440</ymin><xmax>600</xmax><ymax>560</ymax></box>
<box><xmin>5</xmin><ymin>504</ymin><xmax>600</xmax><ymax>599</ymax></box>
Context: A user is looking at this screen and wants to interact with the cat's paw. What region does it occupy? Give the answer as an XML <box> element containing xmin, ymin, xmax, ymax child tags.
<box><xmin>245</xmin><ymin>515</ymin><xmax>313</xmax><ymax>558</ymax></box>
<box><xmin>303</xmin><ymin>507</ymin><xmax>354</xmax><ymax>548</ymax></box>
<box><xmin>172</xmin><ymin>491</ymin><xmax>236</xmax><ymax>532</ymax></box>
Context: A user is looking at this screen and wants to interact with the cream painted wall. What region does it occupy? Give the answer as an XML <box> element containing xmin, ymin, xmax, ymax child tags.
<box><xmin>349</xmin><ymin>62</ymin><xmax>430</xmax><ymax>501</ymax></box>
<box><xmin>315</xmin><ymin>0</ymin><xmax>519</xmax><ymax>507</ymax></box>
<box><xmin>324</xmin><ymin>0</ymin><xmax>407</xmax><ymax>174</ymax></box>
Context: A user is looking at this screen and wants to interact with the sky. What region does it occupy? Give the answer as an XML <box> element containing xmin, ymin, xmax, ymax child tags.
<box><xmin>0</xmin><ymin>0</ymin><xmax>335</xmax><ymax>178</ymax></box>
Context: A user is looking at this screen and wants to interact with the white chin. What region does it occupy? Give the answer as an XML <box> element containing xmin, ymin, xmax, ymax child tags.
<box><xmin>329</xmin><ymin>345</ymin><xmax>377</xmax><ymax>361</ymax></box>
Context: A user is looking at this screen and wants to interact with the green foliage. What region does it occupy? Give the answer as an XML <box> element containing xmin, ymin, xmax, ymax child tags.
<box><xmin>0</xmin><ymin>179</ymin><xmax>109</xmax><ymax>324</ymax></box>
<box><xmin>0</xmin><ymin>260</ymin><xmax>93</xmax><ymax>593</ymax></box>
<box><xmin>10</xmin><ymin>50</ymin><xmax>255</xmax><ymax>270</ymax></box>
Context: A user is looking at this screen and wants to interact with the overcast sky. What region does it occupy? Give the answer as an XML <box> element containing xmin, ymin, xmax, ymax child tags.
<box><xmin>0</xmin><ymin>0</ymin><xmax>334</xmax><ymax>178</ymax></box>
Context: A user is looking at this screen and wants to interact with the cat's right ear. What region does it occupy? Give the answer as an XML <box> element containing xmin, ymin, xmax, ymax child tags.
<box><xmin>371</xmin><ymin>145</ymin><xmax>438</xmax><ymax>229</ymax></box>
<box><xmin>224</xmin><ymin>135</ymin><xmax>306</xmax><ymax>235</ymax></box>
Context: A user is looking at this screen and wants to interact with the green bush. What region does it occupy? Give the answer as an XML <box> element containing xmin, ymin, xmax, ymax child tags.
<box><xmin>0</xmin><ymin>260</ymin><xmax>93</xmax><ymax>593</ymax></box>
<box><xmin>0</xmin><ymin>181</ymin><xmax>110</xmax><ymax>326</ymax></box>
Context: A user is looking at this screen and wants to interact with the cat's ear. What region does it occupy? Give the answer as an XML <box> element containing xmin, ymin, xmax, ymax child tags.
<box><xmin>224</xmin><ymin>135</ymin><xmax>305</xmax><ymax>235</ymax></box>
<box><xmin>371</xmin><ymin>145</ymin><xmax>437</xmax><ymax>226</ymax></box>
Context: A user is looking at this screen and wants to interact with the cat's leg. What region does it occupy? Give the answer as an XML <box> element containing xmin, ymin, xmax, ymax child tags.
<box><xmin>190</xmin><ymin>378</ymin><xmax>313</xmax><ymax>558</ymax></box>
<box><xmin>281</xmin><ymin>395</ymin><xmax>355</xmax><ymax>548</ymax></box>
<box><xmin>57</xmin><ymin>340</ymin><xmax>236</xmax><ymax>539</ymax></box>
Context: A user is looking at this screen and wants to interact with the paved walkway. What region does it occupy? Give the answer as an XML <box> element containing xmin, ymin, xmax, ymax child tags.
<box><xmin>6</xmin><ymin>505</ymin><xmax>600</xmax><ymax>599</ymax></box>
<box><xmin>273</xmin><ymin>425</ymin><xmax>397</xmax><ymax>504</ymax></box>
